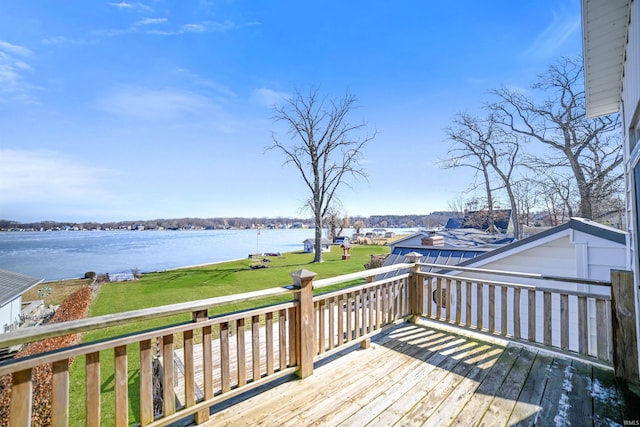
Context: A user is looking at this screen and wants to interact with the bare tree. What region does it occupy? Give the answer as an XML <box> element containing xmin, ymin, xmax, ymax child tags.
<box><xmin>269</xmin><ymin>88</ymin><xmax>375</xmax><ymax>262</ymax></box>
<box><xmin>490</xmin><ymin>57</ymin><xmax>622</xmax><ymax>219</ymax></box>
<box><xmin>325</xmin><ymin>206</ymin><xmax>349</xmax><ymax>242</ymax></box>
<box><xmin>444</xmin><ymin>112</ymin><xmax>522</xmax><ymax>237</ymax></box>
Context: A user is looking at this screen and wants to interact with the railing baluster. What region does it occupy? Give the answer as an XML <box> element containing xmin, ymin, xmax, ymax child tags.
<box><xmin>317</xmin><ymin>300</ymin><xmax>325</xmax><ymax>354</ymax></box>
<box><xmin>543</xmin><ymin>291</ymin><xmax>552</xmax><ymax>346</ymax></box>
<box><xmin>138</xmin><ymin>342</ymin><xmax>153</xmax><ymax>425</ymax></box>
<box><xmin>201</xmin><ymin>325</ymin><xmax>213</xmax><ymax>418</ymax></box>
<box><xmin>382</xmin><ymin>283</ymin><xmax>389</xmax><ymax>324</ymax></box>
<box><xmin>445</xmin><ymin>279</ymin><xmax>452</xmax><ymax>323</ymax></box>
<box><xmin>465</xmin><ymin>281</ymin><xmax>472</xmax><ymax>327</ymax></box>
<box><xmin>266</xmin><ymin>312</ymin><xmax>274</xmax><ymax>375</ymax></box>
<box><xmin>220</xmin><ymin>322</ymin><xmax>231</xmax><ymax>392</ymax></box>
<box><xmin>436</xmin><ymin>277</ymin><xmax>442</xmax><ymax>319</ymax></box>
<box><xmin>513</xmin><ymin>288</ymin><xmax>521</xmax><ymax>339</ymax></box>
<box><xmin>368</xmin><ymin>287</ymin><xmax>374</xmax><ymax>333</ymax></box>
<box><xmin>236</xmin><ymin>318</ymin><xmax>246</xmax><ymax>386</ymax></box>
<box><xmin>455</xmin><ymin>280</ymin><xmax>462</xmax><ymax>325</ymax></box>
<box><xmin>360</xmin><ymin>289</ymin><xmax>366</xmax><ymax>335</ymax></box>
<box><xmin>337</xmin><ymin>294</ymin><xmax>345</xmax><ymax>346</ymax></box>
<box><xmin>183</xmin><ymin>329</ymin><xmax>195</xmax><ymax>407</ymax></box>
<box><xmin>279</xmin><ymin>310</ymin><xmax>287</xmax><ymax>370</ymax></box>
<box><xmin>501</xmin><ymin>286</ymin><xmax>508</xmax><ymax>336</ymax></box>
<box><xmin>252</xmin><ymin>315</ymin><xmax>260</xmax><ymax>382</ymax></box>
<box><xmin>577</xmin><ymin>297</ymin><xmax>588</xmax><ymax>356</ymax></box>
<box><xmin>288</xmin><ymin>307</ymin><xmax>297</xmax><ymax>366</ymax></box>
<box><xmin>477</xmin><ymin>283</ymin><xmax>484</xmax><ymax>330</ymax></box>
<box><xmin>596</xmin><ymin>299</ymin><xmax>609</xmax><ymax>361</ymax></box>
<box><xmin>488</xmin><ymin>284</ymin><xmax>496</xmax><ymax>333</ymax></box>
<box><xmin>51</xmin><ymin>359</ymin><xmax>69</xmax><ymax>427</ymax></box>
<box><xmin>354</xmin><ymin>291</ymin><xmax>361</xmax><ymax>338</ymax></box>
<box><xmin>528</xmin><ymin>289</ymin><xmax>536</xmax><ymax>342</ymax></box>
<box><xmin>346</xmin><ymin>292</ymin><xmax>353</xmax><ymax>342</ymax></box>
<box><xmin>328</xmin><ymin>297</ymin><xmax>335</xmax><ymax>350</ymax></box>
<box><xmin>560</xmin><ymin>294</ymin><xmax>569</xmax><ymax>350</ymax></box>
<box><xmin>116</xmin><ymin>344</ymin><xmax>130</xmax><ymax>424</ymax></box>
<box><xmin>10</xmin><ymin>368</ymin><xmax>32</xmax><ymax>426</ymax></box>
<box><xmin>86</xmin><ymin>352</ymin><xmax>101</xmax><ymax>427</ymax></box>
<box><xmin>427</xmin><ymin>276</ymin><xmax>433</xmax><ymax>318</ymax></box>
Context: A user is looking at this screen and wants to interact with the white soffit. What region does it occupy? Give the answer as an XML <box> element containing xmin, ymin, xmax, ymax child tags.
<box><xmin>581</xmin><ymin>0</ymin><xmax>630</xmax><ymax>117</ymax></box>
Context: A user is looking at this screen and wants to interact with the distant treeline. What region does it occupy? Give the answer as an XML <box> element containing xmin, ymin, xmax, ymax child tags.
<box><xmin>0</xmin><ymin>212</ymin><xmax>460</xmax><ymax>231</ymax></box>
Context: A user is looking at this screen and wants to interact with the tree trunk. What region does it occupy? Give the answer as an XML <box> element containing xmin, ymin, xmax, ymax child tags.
<box><xmin>314</xmin><ymin>207</ymin><xmax>323</xmax><ymax>263</ymax></box>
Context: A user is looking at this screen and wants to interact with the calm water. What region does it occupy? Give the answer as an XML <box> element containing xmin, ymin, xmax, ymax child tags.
<box><xmin>0</xmin><ymin>229</ymin><xmax>325</xmax><ymax>281</ymax></box>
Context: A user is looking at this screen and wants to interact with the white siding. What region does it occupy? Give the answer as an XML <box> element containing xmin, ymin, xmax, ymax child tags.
<box><xmin>0</xmin><ymin>297</ymin><xmax>22</xmax><ymax>334</ymax></box>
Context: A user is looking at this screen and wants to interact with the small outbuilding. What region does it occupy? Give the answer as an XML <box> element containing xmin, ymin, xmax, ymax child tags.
<box><xmin>303</xmin><ymin>238</ymin><xmax>332</xmax><ymax>253</ymax></box>
<box><xmin>334</xmin><ymin>236</ymin><xmax>350</xmax><ymax>245</ymax></box>
<box><xmin>0</xmin><ymin>269</ymin><xmax>43</xmax><ymax>334</ymax></box>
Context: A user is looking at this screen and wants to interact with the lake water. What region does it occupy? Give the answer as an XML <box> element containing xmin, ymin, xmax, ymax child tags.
<box><xmin>0</xmin><ymin>228</ymin><xmax>329</xmax><ymax>281</ymax></box>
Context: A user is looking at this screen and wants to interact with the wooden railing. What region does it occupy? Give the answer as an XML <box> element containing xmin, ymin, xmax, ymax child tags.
<box><xmin>0</xmin><ymin>264</ymin><xmax>412</xmax><ymax>426</ymax></box>
<box><xmin>411</xmin><ymin>261</ymin><xmax>618</xmax><ymax>363</ymax></box>
<box><xmin>0</xmin><ymin>261</ymin><xmax>635</xmax><ymax>426</ymax></box>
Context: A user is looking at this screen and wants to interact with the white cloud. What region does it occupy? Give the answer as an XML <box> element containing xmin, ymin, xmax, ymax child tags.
<box><xmin>0</xmin><ymin>40</ymin><xmax>36</xmax><ymax>103</ymax></box>
<box><xmin>94</xmin><ymin>86</ymin><xmax>238</xmax><ymax>131</ymax></box>
<box><xmin>0</xmin><ymin>40</ymin><xmax>31</xmax><ymax>57</ymax></box>
<box><xmin>108</xmin><ymin>2</ymin><xmax>154</xmax><ymax>13</ymax></box>
<box><xmin>0</xmin><ymin>149</ymin><xmax>114</xmax><ymax>204</ymax></box>
<box><xmin>250</xmin><ymin>88</ymin><xmax>289</xmax><ymax>108</ymax></box>
<box><xmin>108</xmin><ymin>2</ymin><xmax>134</xmax><ymax>9</ymax></box>
<box><xmin>137</xmin><ymin>17</ymin><xmax>167</xmax><ymax>26</ymax></box>
<box><xmin>522</xmin><ymin>5</ymin><xmax>581</xmax><ymax>60</ymax></box>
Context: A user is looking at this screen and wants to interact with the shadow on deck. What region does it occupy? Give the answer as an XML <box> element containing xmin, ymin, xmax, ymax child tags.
<box><xmin>199</xmin><ymin>321</ymin><xmax>640</xmax><ymax>426</ymax></box>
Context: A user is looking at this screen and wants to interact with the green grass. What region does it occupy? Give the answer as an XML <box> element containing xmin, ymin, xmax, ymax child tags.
<box><xmin>68</xmin><ymin>245</ymin><xmax>388</xmax><ymax>426</ymax></box>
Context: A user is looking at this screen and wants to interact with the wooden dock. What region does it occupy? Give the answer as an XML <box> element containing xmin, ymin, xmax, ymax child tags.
<box><xmin>191</xmin><ymin>321</ymin><xmax>640</xmax><ymax>426</ymax></box>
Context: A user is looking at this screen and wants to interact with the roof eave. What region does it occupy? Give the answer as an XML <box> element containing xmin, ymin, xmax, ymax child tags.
<box><xmin>581</xmin><ymin>0</ymin><xmax>630</xmax><ymax>118</ymax></box>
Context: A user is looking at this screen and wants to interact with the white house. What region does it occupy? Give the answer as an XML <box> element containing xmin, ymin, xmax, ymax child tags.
<box><xmin>440</xmin><ymin>218</ymin><xmax>626</xmax><ymax>355</ymax></box>
<box><xmin>0</xmin><ymin>269</ymin><xmax>43</xmax><ymax>334</ymax></box>
<box><xmin>582</xmin><ymin>0</ymin><xmax>640</xmax><ymax>375</ymax></box>
<box><xmin>302</xmin><ymin>238</ymin><xmax>332</xmax><ymax>253</ymax></box>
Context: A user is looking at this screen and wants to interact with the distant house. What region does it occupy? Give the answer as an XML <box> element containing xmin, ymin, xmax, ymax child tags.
<box><xmin>334</xmin><ymin>236</ymin><xmax>350</xmax><ymax>245</ymax></box>
<box><xmin>302</xmin><ymin>238</ymin><xmax>332</xmax><ymax>253</ymax></box>
<box><xmin>0</xmin><ymin>269</ymin><xmax>43</xmax><ymax>334</ymax></box>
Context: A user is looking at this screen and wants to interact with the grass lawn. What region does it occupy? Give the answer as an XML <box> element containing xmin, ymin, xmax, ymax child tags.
<box><xmin>66</xmin><ymin>244</ymin><xmax>389</xmax><ymax>426</ymax></box>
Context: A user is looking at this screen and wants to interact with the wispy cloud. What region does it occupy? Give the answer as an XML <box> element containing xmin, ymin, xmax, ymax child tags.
<box><xmin>0</xmin><ymin>40</ymin><xmax>36</xmax><ymax>103</ymax></box>
<box><xmin>522</xmin><ymin>4</ymin><xmax>581</xmax><ymax>60</ymax></box>
<box><xmin>108</xmin><ymin>2</ymin><xmax>153</xmax><ymax>12</ymax></box>
<box><xmin>0</xmin><ymin>149</ymin><xmax>114</xmax><ymax>204</ymax></box>
<box><xmin>250</xmin><ymin>88</ymin><xmax>289</xmax><ymax>108</ymax></box>
<box><xmin>94</xmin><ymin>86</ymin><xmax>237</xmax><ymax>131</ymax></box>
<box><xmin>136</xmin><ymin>17</ymin><xmax>167</xmax><ymax>26</ymax></box>
<box><xmin>146</xmin><ymin>20</ymin><xmax>239</xmax><ymax>36</ymax></box>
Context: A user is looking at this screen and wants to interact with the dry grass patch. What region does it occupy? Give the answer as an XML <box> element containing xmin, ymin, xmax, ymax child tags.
<box><xmin>22</xmin><ymin>278</ymin><xmax>91</xmax><ymax>306</ymax></box>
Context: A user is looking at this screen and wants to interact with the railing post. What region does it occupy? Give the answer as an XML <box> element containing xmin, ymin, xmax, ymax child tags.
<box><xmin>291</xmin><ymin>269</ymin><xmax>316</xmax><ymax>379</ymax></box>
<box><xmin>406</xmin><ymin>252</ymin><xmax>423</xmax><ymax>323</ymax></box>
<box><xmin>611</xmin><ymin>269</ymin><xmax>639</xmax><ymax>383</ymax></box>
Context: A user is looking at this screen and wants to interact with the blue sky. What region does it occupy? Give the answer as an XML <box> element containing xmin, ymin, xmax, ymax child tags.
<box><xmin>0</xmin><ymin>1</ymin><xmax>583</xmax><ymax>222</ymax></box>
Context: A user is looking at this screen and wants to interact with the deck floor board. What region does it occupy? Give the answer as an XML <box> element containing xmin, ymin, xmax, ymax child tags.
<box><xmin>185</xmin><ymin>321</ymin><xmax>639</xmax><ymax>427</ymax></box>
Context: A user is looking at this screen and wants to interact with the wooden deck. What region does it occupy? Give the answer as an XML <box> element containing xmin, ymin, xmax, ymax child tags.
<box><xmin>194</xmin><ymin>321</ymin><xmax>640</xmax><ymax>427</ymax></box>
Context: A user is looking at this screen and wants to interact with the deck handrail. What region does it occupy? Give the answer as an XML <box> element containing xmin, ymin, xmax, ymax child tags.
<box><xmin>421</xmin><ymin>271</ymin><xmax>611</xmax><ymax>299</ymax></box>
<box><xmin>0</xmin><ymin>285</ymin><xmax>295</xmax><ymax>349</ymax></box>
<box><xmin>416</xmin><ymin>262</ymin><xmax>612</xmax><ymax>286</ymax></box>
<box><xmin>313</xmin><ymin>263</ymin><xmax>413</xmax><ymax>288</ymax></box>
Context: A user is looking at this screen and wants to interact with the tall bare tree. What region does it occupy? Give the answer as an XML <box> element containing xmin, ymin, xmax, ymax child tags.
<box><xmin>269</xmin><ymin>88</ymin><xmax>374</xmax><ymax>262</ymax></box>
<box><xmin>444</xmin><ymin>113</ymin><xmax>522</xmax><ymax>237</ymax></box>
<box><xmin>490</xmin><ymin>57</ymin><xmax>622</xmax><ymax>220</ymax></box>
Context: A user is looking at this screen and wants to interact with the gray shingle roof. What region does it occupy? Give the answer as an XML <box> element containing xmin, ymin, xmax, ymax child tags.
<box><xmin>0</xmin><ymin>269</ymin><xmax>43</xmax><ymax>306</ymax></box>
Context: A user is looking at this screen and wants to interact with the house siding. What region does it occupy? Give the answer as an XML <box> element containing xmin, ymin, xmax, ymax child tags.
<box><xmin>0</xmin><ymin>296</ymin><xmax>21</xmax><ymax>333</ymax></box>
